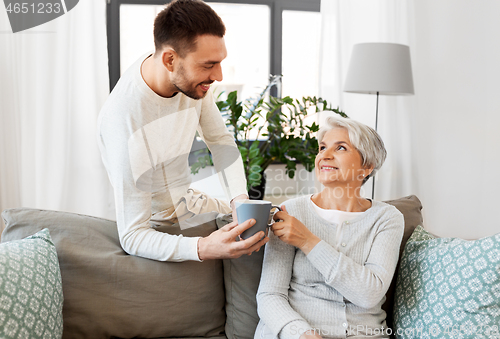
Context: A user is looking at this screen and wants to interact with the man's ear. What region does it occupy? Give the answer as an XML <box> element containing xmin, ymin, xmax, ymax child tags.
<box><xmin>161</xmin><ymin>48</ymin><xmax>176</xmax><ymax>72</ymax></box>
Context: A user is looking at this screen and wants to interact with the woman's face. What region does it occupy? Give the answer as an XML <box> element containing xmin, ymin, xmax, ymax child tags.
<box><xmin>315</xmin><ymin>127</ymin><xmax>372</xmax><ymax>187</ymax></box>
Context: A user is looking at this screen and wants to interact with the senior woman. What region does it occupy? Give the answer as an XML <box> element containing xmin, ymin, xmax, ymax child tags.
<box><xmin>255</xmin><ymin>116</ymin><xmax>404</xmax><ymax>339</ymax></box>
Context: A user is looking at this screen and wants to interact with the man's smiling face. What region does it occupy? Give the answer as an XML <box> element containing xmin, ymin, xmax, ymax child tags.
<box><xmin>171</xmin><ymin>34</ymin><xmax>227</xmax><ymax>99</ymax></box>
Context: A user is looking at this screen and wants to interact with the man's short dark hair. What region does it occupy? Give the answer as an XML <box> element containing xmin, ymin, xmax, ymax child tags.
<box><xmin>154</xmin><ymin>0</ymin><xmax>226</xmax><ymax>57</ymax></box>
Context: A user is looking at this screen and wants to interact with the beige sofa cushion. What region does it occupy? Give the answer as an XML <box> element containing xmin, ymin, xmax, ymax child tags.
<box><xmin>382</xmin><ymin>195</ymin><xmax>423</xmax><ymax>330</ymax></box>
<box><xmin>1</xmin><ymin>208</ymin><xmax>225</xmax><ymax>339</ymax></box>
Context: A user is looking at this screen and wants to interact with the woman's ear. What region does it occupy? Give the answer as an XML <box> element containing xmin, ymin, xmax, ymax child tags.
<box><xmin>364</xmin><ymin>165</ymin><xmax>375</xmax><ymax>179</ymax></box>
<box><xmin>161</xmin><ymin>49</ymin><xmax>176</xmax><ymax>72</ymax></box>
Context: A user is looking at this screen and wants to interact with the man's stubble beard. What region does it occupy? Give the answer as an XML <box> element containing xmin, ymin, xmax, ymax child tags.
<box><xmin>172</xmin><ymin>63</ymin><xmax>208</xmax><ymax>100</ymax></box>
<box><xmin>173</xmin><ymin>83</ymin><xmax>206</xmax><ymax>100</ymax></box>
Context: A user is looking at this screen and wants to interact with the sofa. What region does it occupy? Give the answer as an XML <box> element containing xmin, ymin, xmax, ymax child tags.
<box><xmin>0</xmin><ymin>195</ymin><xmax>436</xmax><ymax>339</ymax></box>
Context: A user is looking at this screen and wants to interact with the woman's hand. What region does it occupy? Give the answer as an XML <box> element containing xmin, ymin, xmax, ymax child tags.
<box><xmin>272</xmin><ymin>205</ymin><xmax>320</xmax><ymax>255</ymax></box>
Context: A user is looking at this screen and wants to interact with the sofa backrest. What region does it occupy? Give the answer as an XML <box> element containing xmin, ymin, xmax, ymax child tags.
<box><xmin>381</xmin><ymin>195</ymin><xmax>423</xmax><ymax>329</ymax></box>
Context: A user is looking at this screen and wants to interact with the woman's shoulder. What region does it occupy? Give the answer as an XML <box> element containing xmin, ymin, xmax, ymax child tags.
<box><xmin>370</xmin><ymin>200</ymin><xmax>404</xmax><ymax>222</ymax></box>
<box><xmin>280</xmin><ymin>195</ymin><xmax>312</xmax><ymax>213</ymax></box>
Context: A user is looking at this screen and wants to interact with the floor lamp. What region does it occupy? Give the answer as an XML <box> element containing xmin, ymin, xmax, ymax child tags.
<box><xmin>343</xmin><ymin>43</ymin><xmax>414</xmax><ymax>199</ymax></box>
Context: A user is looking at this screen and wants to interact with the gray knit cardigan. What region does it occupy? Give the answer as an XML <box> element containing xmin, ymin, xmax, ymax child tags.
<box><xmin>256</xmin><ymin>195</ymin><xmax>404</xmax><ymax>339</ymax></box>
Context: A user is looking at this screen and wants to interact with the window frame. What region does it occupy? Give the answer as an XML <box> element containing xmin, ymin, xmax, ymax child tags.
<box><xmin>106</xmin><ymin>0</ymin><xmax>321</xmax><ymax>91</ymax></box>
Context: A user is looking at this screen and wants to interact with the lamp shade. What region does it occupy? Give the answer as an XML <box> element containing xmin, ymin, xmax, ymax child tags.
<box><xmin>344</xmin><ymin>43</ymin><xmax>414</xmax><ymax>95</ymax></box>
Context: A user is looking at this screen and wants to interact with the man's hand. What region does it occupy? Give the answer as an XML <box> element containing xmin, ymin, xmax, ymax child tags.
<box><xmin>230</xmin><ymin>193</ymin><xmax>248</xmax><ymax>224</ymax></box>
<box><xmin>272</xmin><ymin>205</ymin><xmax>320</xmax><ymax>255</ymax></box>
<box><xmin>197</xmin><ymin>218</ymin><xmax>268</xmax><ymax>260</ymax></box>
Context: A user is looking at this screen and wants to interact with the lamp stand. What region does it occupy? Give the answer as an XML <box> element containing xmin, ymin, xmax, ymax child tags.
<box><xmin>371</xmin><ymin>91</ymin><xmax>379</xmax><ymax>200</ymax></box>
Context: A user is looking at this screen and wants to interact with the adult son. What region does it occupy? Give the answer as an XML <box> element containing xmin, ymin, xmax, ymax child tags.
<box><xmin>98</xmin><ymin>0</ymin><xmax>267</xmax><ymax>262</ymax></box>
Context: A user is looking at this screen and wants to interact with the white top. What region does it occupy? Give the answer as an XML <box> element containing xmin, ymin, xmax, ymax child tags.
<box><xmin>309</xmin><ymin>196</ymin><xmax>364</xmax><ymax>225</ymax></box>
<box><xmin>97</xmin><ymin>55</ymin><xmax>247</xmax><ymax>262</ymax></box>
<box><xmin>309</xmin><ymin>196</ymin><xmax>365</xmax><ymax>251</ymax></box>
<box><xmin>256</xmin><ymin>195</ymin><xmax>404</xmax><ymax>339</ymax></box>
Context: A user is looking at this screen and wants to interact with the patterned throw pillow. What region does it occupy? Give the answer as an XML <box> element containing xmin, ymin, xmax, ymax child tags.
<box><xmin>0</xmin><ymin>229</ymin><xmax>63</xmax><ymax>339</ymax></box>
<box><xmin>393</xmin><ymin>226</ymin><xmax>500</xmax><ymax>339</ymax></box>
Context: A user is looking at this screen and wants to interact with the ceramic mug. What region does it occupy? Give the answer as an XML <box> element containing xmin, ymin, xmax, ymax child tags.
<box><xmin>235</xmin><ymin>200</ymin><xmax>282</xmax><ymax>240</ymax></box>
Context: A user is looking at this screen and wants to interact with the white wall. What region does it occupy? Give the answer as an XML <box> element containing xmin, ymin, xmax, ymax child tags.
<box><xmin>412</xmin><ymin>0</ymin><xmax>500</xmax><ymax>239</ymax></box>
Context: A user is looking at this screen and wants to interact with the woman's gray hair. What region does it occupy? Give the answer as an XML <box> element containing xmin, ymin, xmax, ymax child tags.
<box><xmin>317</xmin><ymin>115</ymin><xmax>387</xmax><ymax>184</ymax></box>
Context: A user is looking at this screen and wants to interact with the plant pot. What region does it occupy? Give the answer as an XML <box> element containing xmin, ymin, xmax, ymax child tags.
<box><xmin>248</xmin><ymin>172</ymin><xmax>266</xmax><ymax>200</ymax></box>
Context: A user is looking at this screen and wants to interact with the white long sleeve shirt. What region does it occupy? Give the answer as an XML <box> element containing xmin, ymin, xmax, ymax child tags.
<box><xmin>97</xmin><ymin>55</ymin><xmax>247</xmax><ymax>262</ymax></box>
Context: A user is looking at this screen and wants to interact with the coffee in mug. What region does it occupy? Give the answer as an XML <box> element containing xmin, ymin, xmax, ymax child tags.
<box><xmin>235</xmin><ymin>200</ymin><xmax>281</xmax><ymax>240</ymax></box>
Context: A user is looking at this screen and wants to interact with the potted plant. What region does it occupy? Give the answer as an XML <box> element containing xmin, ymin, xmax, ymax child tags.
<box><xmin>191</xmin><ymin>75</ymin><xmax>347</xmax><ymax>199</ymax></box>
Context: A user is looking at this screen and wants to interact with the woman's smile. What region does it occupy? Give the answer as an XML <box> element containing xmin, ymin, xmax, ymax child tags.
<box><xmin>319</xmin><ymin>164</ymin><xmax>339</xmax><ymax>171</ymax></box>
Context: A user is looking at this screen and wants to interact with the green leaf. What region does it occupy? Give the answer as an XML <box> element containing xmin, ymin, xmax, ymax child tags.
<box><xmin>190</xmin><ymin>153</ymin><xmax>213</xmax><ymax>175</ymax></box>
<box><xmin>251</xmin><ymin>139</ymin><xmax>259</xmax><ymax>147</ymax></box>
<box><xmin>239</xmin><ymin>147</ymin><xmax>249</xmax><ymax>159</ymax></box>
<box><xmin>249</xmin><ymin>148</ymin><xmax>260</xmax><ymax>159</ymax></box>
<box><xmin>249</xmin><ymin>157</ymin><xmax>264</xmax><ymax>167</ymax></box>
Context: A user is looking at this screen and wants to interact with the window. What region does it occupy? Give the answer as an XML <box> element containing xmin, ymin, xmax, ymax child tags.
<box><xmin>282</xmin><ymin>10</ymin><xmax>321</xmax><ymax>98</ymax></box>
<box><xmin>118</xmin><ymin>2</ymin><xmax>270</xmax><ymax>101</ymax></box>
<box><xmin>119</xmin><ymin>5</ymin><xmax>161</xmax><ymax>75</ymax></box>
<box><xmin>107</xmin><ymin>0</ymin><xmax>321</xmax><ymax>96</ymax></box>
